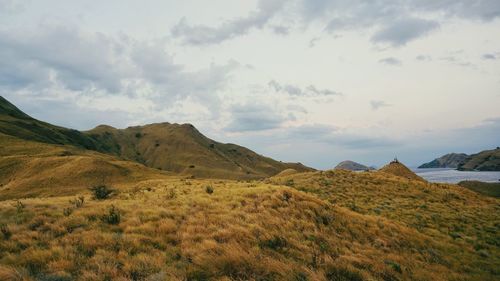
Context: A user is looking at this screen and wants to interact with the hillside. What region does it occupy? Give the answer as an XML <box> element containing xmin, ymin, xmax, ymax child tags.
<box><xmin>334</xmin><ymin>160</ymin><xmax>374</xmax><ymax>171</ymax></box>
<box><xmin>458</xmin><ymin>148</ymin><xmax>500</xmax><ymax>171</ymax></box>
<box><xmin>0</xmin><ymin>96</ymin><xmax>102</xmax><ymax>151</ymax></box>
<box><xmin>0</xmin><ymin>133</ymin><xmax>169</xmax><ymax>200</ymax></box>
<box><xmin>0</xmin><ymin>96</ymin><xmax>313</xmax><ymax>179</ymax></box>
<box><xmin>379</xmin><ymin>159</ymin><xmax>426</xmax><ymax>182</ymax></box>
<box><xmin>458</xmin><ymin>180</ymin><xmax>500</xmax><ymax>198</ymax></box>
<box><xmin>1</xmin><ymin>169</ymin><xmax>499</xmax><ymax>280</ymax></box>
<box><xmin>419</xmin><ymin>153</ymin><xmax>468</xmax><ymax>168</ymax></box>
<box><xmin>85</xmin><ymin>123</ymin><xmax>312</xmax><ymax>179</ymax></box>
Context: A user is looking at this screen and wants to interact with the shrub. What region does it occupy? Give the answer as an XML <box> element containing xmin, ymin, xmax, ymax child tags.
<box><xmin>259</xmin><ymin>236</ymin><xmax>287</xmax><ymax>251</ymax></box>
<box><xmin>325</xmin><ymin>265</ymin><xmax>364</xmax><ymax>281</ymax></box>
<box><xmin>282</xmin><ymin>191</ymin><xmax>292</xmax><ymax>202</ymax></box>
<box><xmin>69</xmin><ymin>196</ymin><xmax>84</xmax><ymax>208</ymax></box>
<box><xmin>90</xmin><ymin>185</ymin><xmax>114</xmax><ymax>200</ymax></box>
<box><xmin>0</xmin><ymin>224</ymin><xmax>11</xmax><ymax>240</ymax></box>
<box><xmin>102</xmin><ymin>205</ymin><xmax>121</xmax><ymax>225</ymax></box>
<box><xmin>63</xmin><ymin>207</ymin><xmax>73</xmax><ymax>217</ymax></box>
<box><xmin>205</xmin><ymin>186</ymin><xmax>214</xmax><ymax>194</ymax></box>
<box><xmin>14</xmin><ymin>200</ymin><xmax>25</xmax><ymax>213</ymax></box>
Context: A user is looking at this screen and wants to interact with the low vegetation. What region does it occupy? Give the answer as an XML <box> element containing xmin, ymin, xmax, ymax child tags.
<box><xmin>458</xmin><ymin>180</ymin><xmax>500</xmax><ymax>198</ymax></box>
<box><xmin>0</xmin><ymin>173</ymin><xmax>498</xmax><ymax>280</ymax></box>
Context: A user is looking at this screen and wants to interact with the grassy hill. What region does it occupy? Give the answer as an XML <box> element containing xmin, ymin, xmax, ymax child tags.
<box><xmin>0</xmin><ymin>96</ymin><xmax>312</xmax><ymax>180</ymax></box>
<box><xmin>0</xmin><ymin>96</ymin><xmax>102</xmax><ymax>151</ymax></box>
<box><xmin>379</xmin><ymin>160</ymin><xmax>426</xmax><ymax>182</ymax></box>
<box><xmin>0</xmin><ymin>167</ymin><xmax>498</xmax><ymax>280</ymax></box>
<box><xmin>458</xmin><ymin>148</ymin><xmax>500</xmax><ymax>171</ymax></box>
<box><xmin>419</xmin><ymin>153</ymin><xmax>468</xmax><ymax>169</ymax></box>
<box><xmin>0</xmin><ymin>133</ymin><xmax>170</xmax><ymax>200</ymax></box>
<box><xmin>458</xmin><ymin>180</ymin><xmax>500</xmax><ymax>198</ymax></box>
<box><xmin>85</xmin><ymin>123</ymin><xmax>312</xmax><ymax>179</ymax></box>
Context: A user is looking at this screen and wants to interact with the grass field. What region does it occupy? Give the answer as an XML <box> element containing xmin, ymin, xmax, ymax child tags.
<box><xmin>0</xmin><ymin>170</ymin><xmax>499</xmax><ymax>280</ymax></box>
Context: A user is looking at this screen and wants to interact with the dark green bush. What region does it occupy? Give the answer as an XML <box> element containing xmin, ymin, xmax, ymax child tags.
<box><xmin>1</xmin><ymin>224</ymin><xmax>11</xmax><ymax>240</ymax></box>
<box><xmin>259</xmin><ymin>236</ymin><xmax>287</xmax><ymax>251</ymax></box>
<box><xmin>90</xmin><ymin>185</ymin><xmax>114</xmax><ymax>200</ymax></box>
<box><xmin>205</xmin><ymin>186</ymin><xmax>214</xmax><ymax>194</ymax></box>
<box><xmin>102</xmin><ymin>205</ymin><xmax>121</xmax><ymax>225</ymax></box>
<box><xmin>325</xmin><ymin>265</ymin><xmax>364</xmax><ymax>281</ymax></box>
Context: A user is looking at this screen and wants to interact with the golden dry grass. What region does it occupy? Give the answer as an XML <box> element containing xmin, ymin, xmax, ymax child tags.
<box><xmin>0</xmin><ymin>172</ymin><xmax>499</xmax><ymax>281</ymax></box>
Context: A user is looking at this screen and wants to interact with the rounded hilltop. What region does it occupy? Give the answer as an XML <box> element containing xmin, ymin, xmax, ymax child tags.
<box><xmin>379</xmin><ymin>158</ymin><xmax>426</xmax><ymax>182</ymax></box>
<box><xmin>334</xmin><ymin>160</ymin><xmax>374</xmax><ymax>171</ymax></box>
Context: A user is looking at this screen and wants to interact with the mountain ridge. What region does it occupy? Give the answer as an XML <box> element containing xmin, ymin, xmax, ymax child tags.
<box><xmin>418</xmin><ymin>153</ymin><xmax>468</xmax><ymax>168</ymax></box>
<box><xmin>0</xmin><ymin>96</ymin><xmax>313</xmax><ymax>179</ymax></box>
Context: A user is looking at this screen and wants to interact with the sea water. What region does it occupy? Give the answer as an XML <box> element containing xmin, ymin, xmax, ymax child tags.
<box><xmin>412</xmin><ymin>168</ymin><xmax>500</xmax><ymax>184</ymax></box>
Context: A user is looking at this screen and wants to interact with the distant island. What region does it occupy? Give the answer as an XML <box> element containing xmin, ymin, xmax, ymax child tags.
<box><xmin>419</xmin><ymin>148</ymin><xmax>500</xmax><ymax>171</ymax></box>
<box><xmin>418</xmin><ymin>153</ymin><xmax>468</xmax><ymax>168</ymax></box>
<box><xmin>334</xmin><ymin>160</ymin><xmax>375</xmax><ymax>171</ymax></box>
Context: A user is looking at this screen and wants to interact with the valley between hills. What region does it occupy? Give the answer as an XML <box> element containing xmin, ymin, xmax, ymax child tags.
<box><xmin>0</xmin><ymin>96</ymin><xmax>499</xmax><ymax>281</ymax></box>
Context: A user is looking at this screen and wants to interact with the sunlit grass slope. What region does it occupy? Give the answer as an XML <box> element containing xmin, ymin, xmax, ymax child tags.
<box><xmin>85</xmin><ymin>123</ymin><xmax>313</xmax><ymax>180</ymax></box>
<box><xmin>2</xmin><ymin>177</ymin><xmax>497</xmax><ymax>281</ymax></box>
<box><xmin>0</xmin><ymin>133</ymin><xmax>170</xmax><ymax>200</ymax></box>
<box><xmin>271</xmin><ymin>169</ymin><xmax>500</xmax><ymax>280</ymax></box>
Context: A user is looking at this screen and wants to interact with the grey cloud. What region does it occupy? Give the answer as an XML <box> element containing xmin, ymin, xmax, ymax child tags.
<box><xmin>225</xmin><ymin>103</ymin><xmax>292</xmax><ymax>132</ymax></box>
<box><xmin>332</xmin><ymin>134</ymin><xmax>401</xmax><ymax>149</ymax></box>
<box><xmin>370</xmin><ymin>100</ymin><xmax>391</xmax><ymax>110</ymax></box>
<box><xmin>0</xmin><ymin>24</ymin><xmax>237</xmax><ymax>109</ymax></box>
<box><xmin>269</xmin><ymin>80</ymin><xmax>342</xmax><ymax>97</ymax></box>
<box><xmin>371</xmin><ymin>18</ymin><xmax>439</xmax><ymax>46</ymax></box>
<box><xmin>482</xmin><ymin>53</ymin><xmax>497</xmax><ymax>60</ymax></box>
<box><xmin>378</xmin><ymin>57</ymin><xmax>402</xmax><ymax>66</ymax></box>
<box><xmin>272</xmin><ymin>25</ymin><xmax>290</xmax><ymax>35</ymax></box>
<box><xmin>171</xmin><ymin>0</ymin><xmax>285</xmax><ymax>45</ymax></box>
<box><xmin>416</xmin><ymin>55</ymin><xmax>432</xmax><ymax>61</ymax></box>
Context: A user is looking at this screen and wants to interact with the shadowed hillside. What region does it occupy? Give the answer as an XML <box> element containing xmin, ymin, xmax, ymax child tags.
<box><xmin>0</xmin><ymin>96</ymin><xmax>102</xmax><ymax>151</ymax></box>
<box><xmin>419</xmin><ymin>153</ymin><xmax>468</xmax><ymax>169</ymax></box>
<box><xmin>458</xmin><ymin>148</ymin><xmax>500</xmax><ymax>171</ymax></box>
<box><xmin>85</xmin><ymin>123</ymin><xmax>312</xmax><ymax>179</ymax></box>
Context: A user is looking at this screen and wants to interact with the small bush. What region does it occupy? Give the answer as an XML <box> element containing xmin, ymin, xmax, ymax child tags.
<box><xmin>102</xmin><ymin>205</ymin><xmax>121</xmax><ymax>225</ymax></box>
<box><xmin>325</xmin><ymin>265</ymin><xmax>364</xmax><ymax>281</ymax></box>
<box><xmin>259</xmin><ymin>236</ymin><xmax>287</xmax><ymax>251</ymax></box>
<box><xmin>282</xmin><ymin>191</ymin><xmax>292</xmax><ymax>202</ymax></box>
<box><xmin>205</xmin><ymin>186</ymin><xmax>214</xmax><ymax>194</ymax></box>
<box><xmin>63</xmin><ymin>207</ymin><xmax>73</xmax><ymax>217</ymax></box>
<box><xmin>90</xmin><ymin>185</ymin><xmax>114</xmax><ymax>200</ymax></box>
<box><xmin>1</xmin><ymin>224</ymin><xmax>12</xmax><ymax>240</ymax></box>
<box><xmin>14</xmin><ymin>200</ymin><xmax>25</xmax><ymax>213</ymax></box>
<box><xmin>69</xmin><ymin>196</ymin><xmax>84</xmax><ymax>208</ymax></box>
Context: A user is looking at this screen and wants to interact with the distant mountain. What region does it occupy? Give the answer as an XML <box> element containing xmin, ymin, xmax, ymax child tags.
<box><xmin>458</xmin><ymin>148</ymin><xmax>500</xmax><ymax>171</ymax></box>
<box><xmin>418</xmin><ymin>153</ymin><xmax>468</xmax><ymax>168</ymax></box>
<box><xmin>334</xmin><ymin>160</ymin><xmax>374</xmax><ymax>171</ymax></box>
<box><xmin>379</xmin><ymin>159</ymin><xmax>426</xmax><ymax>182</ymax></box>
<box><xmin>0</xmin><ymin>96</ymin><xmax>313</xmax><ymax>180</ymax></box>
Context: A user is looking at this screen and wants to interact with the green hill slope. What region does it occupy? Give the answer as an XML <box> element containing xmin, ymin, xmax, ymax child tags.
<box><xmin>458</xmin><ymin>148</ymin><xmax>500</xmax><ymax>171</ymax></box>
<box><xmin>0</xmin><ymin>96</ymin><xmax>102</xmax><ymax>150</ymax></box>
<box><xmin>419</xmin><ymin>153</ymin><xmax>468</xmax><ymax>168</ymax></box>
<box><xmin>0</xmin><ymin>96</ymin><xmax>313</xmax><ymax>180</ymax></box>
<box><xmin>85</xmin><ymin>123</ymin><xmax>312</xmax><ymax>179</ymax></box>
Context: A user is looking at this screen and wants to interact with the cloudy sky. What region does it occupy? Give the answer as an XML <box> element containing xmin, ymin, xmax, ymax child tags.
<box><xmin>1</xmin><ymin>0</ymin><xmax>499</xmax><ymax>168</ymax></box>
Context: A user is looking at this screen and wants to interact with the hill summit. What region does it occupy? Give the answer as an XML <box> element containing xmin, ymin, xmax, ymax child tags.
<box><xmin>379</xmin><ymin>158</ymin><xmax>426</xmax><ymax>182</ymax></box>
<box><xmin>0</xmin><ymin>96</ymin><xmax>313</xmax><ymax>180</ymax></box>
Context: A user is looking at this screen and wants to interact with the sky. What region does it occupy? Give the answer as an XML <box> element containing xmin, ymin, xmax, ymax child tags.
<box><xmin>1</xmin><ymin>0</ymin><xmax>499</xmax><ymax>169</ymax></box>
